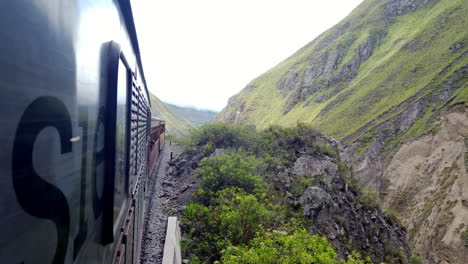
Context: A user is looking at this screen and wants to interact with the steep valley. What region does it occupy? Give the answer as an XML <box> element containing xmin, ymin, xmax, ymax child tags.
<box><xmin>215</xmin><ymin>0</ymin><xmax>468</xmax><ymax>262</ymax></box>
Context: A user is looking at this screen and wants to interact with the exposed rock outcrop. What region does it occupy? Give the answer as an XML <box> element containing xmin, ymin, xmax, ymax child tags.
<box><xmin>293</xmin><ymin>155</ymin><xmax>411</xmax><ymax>263</ymax></box>
<box><xmin>385</xmin><ymin>0</ymin><xmax>436</xmax><ymax>16</ymax></box>
<box><xmin>299</xmin><ymin>186</ymin><xmax>333</xmax><ymax>212</ymax></box>
<box><xmin>293</xmin><ymin>155</ymin><xmax>338</xmax><ymax>178</ymax></box>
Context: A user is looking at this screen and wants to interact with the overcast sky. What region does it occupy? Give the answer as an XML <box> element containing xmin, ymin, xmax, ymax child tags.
<box><xmin>133</xmin><ymin>0</ymin><xmax>363</xmax><ymax>111</ymax></box>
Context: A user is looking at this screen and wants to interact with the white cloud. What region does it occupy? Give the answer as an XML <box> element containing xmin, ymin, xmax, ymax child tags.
<box><xmin>133</xmin><ymin>0</ymin><xmax>363</xmax><ymax>111</ymax></box>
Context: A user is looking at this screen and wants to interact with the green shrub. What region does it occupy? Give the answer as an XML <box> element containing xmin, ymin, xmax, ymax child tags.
<box><xmin>383</xmin><ymin>206</ymin><xmax>402</xmax><ymax>226</ymax></box>
<box><xmin>345</xmin><ymin>251</ymin><xmax>373</xmax><ymax>264</ymax></box>
<box><xmin>359</xmin><ymin>130</ymin><xmax>377</xmax><ymax>145</ymax></box>
<box><xmin>220</xmin><ymin>229</ymin><xmax>372</xmax><ymax>264</ymax></box>
<box><xmin>189</xmin><ymin>123</ymin><xmax>257</xmax><ymax>149</ymax></box>
<box><xmin>314</xmin><ymin>140</ymin><xmax>337</xmax><ymax>158</ymax></box>
<box><xmin>181</xmin><ymin>202</ymin><xmax>220</xmax><ymax>260</ymax></box>
<box><xmin>214</xmin><ymin>188</ymin><xmax>272</xmax><ymax>244</ymax></box>
<box><xmin>184</xmin><ymin>202</ymin><xmax>209</xmax><ymax>222</ymax></box>
<box><xmin>290</xmin><ymin>175</ymin><xmax>315</xmax><ymax>197</ymax></box>
<box><xmin>409</xmin><ymin>253</ymin><xmax>423</xmax><ymax>264</ymax></box>
<box><xmin>197</xmin><ymin>153</ymin><xmax>264</xmax><ymax>199</ymax></box>
<box><xmin>202</xmin><ymin>141</ymin><xmax>215</xmax><ymax>156</ymax></box>
<box><xmin>358</xmin><ymin>189</ymin><xmax>381</xmax><ymax>209</ymax></box>
<box><xmin>182</xmin><ymin>188</ymin><xmax>274</xmax><ymax>263</ymax></box>
<box><xmin>220</xmin><ymin>229</ymin><xmax>338</xmax><ymax>264</ymax></box>
<box><xmin>254</xmin><ymin>123</ymin><xmax>324</xmax><ymax>166</ymax></box>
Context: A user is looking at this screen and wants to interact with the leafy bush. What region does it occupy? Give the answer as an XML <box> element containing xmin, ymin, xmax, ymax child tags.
<box><xmin>254</xmin><ymin>123</ymin><xmax>324</xmax><ymax>166</ymax></box>
<box><xmin>220</xmin><ymin>229</ymin><xmax>338</xmax><ymax>264</ymax></box>
<box><xmin>382</xmin><ymin>206</ymin><xmax>402</xmax><ymax>226</ymax></box>
<box><xmin>185</xmin><ymin>202</ymin><xmax>209</xmax><ymax>223</ymax></box>
<box><xmin>214</xmin><ymin>188</ymin><xmax>272</xmax><ymax>244</ymax></box>
<box><xmin>314</xmin><ymin>140</ymin><xmax>337</xmax><ymax>158</ymax></box>
<box><xmin>359</xmin><ymin>130</ymin><xmax>377</xmax><ymax>145</ymax></box>
<box><xmin>290</xmin><ymin>175</ymin><xmax>316</xmax><ymax>197</ymax></box>
<box><xmin>182</xmin><ymin>188</ymin><xmax>273</xmax><ymax>262</ymax></box>
<box><xmin>189</xmin><ymin>123</ymin><xmax>257</xmax><ymax>149</ymax></box>
<box><xmin>220</xmin><ymin>229</ymin><xmax>372</xmax><ymax>264</ymax></box>
<box><xmin>197</xmin><ymin>153</ymin><xmax>264</xmax><ymax>199</ymax></box>
<box><xmin>358</xmin><ymin>190</ymin><xmax>381</xmax><ymax>209</ymax></box>
<box><xmin>345</xmin><ymin>251</ymin><xmax>374</xmax><ymax>264</ymax></box>
<box><xmin>202</xmin><ymin>141</ymin><xmax>215</xmax><ymax>156</ymax></box>
<box><xmin>409</xmin><ymin>253</ymin><xmax>423</xmax><ymax>264</ymax></box>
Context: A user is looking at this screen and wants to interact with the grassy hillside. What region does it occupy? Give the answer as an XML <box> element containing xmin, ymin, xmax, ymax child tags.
<box><xmin>149</xmin><ymin>93</ymin><xmax>195</xmax><ymax>138</ymax></box>
<box><xmin>215</xmin><ymin>1</ymin><xmax>467</xmax><ymax>262</ymax></box>
<box><xmin>167</xmin><ymin>103</ymin><xmax>217</xmax><ymax>127</ymax></box>
<box><xmin>216</xmin><ymin>0</ymin><xmax>467</xmax><ymax>141</ymax></box>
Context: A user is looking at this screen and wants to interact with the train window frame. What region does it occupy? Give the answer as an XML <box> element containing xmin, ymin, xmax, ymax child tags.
<box><xmin>113</xmin><ymin>51</ymin><xmax>132</xmax><ymax>239</ymax></box>
<box><xmin>102</xmin><ymin>41</ymin><xmax>133</xmax><ymax>243</ymax></box>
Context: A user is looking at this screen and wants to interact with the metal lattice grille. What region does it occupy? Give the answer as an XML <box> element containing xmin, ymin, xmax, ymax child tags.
<box><xmin>128</xmin><ymin>77</ymin><xmax>149</xmax><ymax>194</ymax></box>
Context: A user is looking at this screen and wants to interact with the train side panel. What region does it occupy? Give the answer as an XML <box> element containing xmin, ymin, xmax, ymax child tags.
<box><xmin>0</xmin><ymin>1</ymin><xmax>149</xmax><ymax>263</ymax></box>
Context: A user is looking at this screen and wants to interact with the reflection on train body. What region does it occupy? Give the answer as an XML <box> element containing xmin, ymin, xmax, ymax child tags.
<box><xmin>0</xmin><ymin>1</ymin><xmax>156</xmax><ymax>263</ymax></box>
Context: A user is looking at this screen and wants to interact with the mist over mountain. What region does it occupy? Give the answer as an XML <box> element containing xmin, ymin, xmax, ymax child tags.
<box><xmin>167</xmin><ymin>103</ymin><xmax>217</xmax><ymax>127</ymax></box>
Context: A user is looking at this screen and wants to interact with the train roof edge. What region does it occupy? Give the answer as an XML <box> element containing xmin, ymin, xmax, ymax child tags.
<box><xmin>119</xmin><ymin>0</ymin><xmax>151</xmax><ymax>107</ymax></box>
<box><xmin>151</xmin><ymin>117</ymin><xmax>165</xmax><ymax>122</ymax></box>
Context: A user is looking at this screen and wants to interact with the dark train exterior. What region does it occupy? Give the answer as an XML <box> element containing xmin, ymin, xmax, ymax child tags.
<box><xmin>148</xmin><ymin>118</ymin><xmax>165</xmax><ymax>176</ymax></box>
<box><xmin>0</xmin><ymin>1</ymin><xmax>163</xmax><ymax>263</ymax></box>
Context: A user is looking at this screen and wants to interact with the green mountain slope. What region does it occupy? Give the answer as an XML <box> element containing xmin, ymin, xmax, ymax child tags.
<box><xmin>167</xmin><ymin>103</ymin><xmax>217</xmax><ymax>127</ymax></box>
<box><xmin>215</xmin><ymin>0</ymin><xmax>467</xmax><ymax>263</ymax></box>
<box><xmin>216</xmin><ymin>0</ymin><xmax>467</xmax><ymax>141</ymax></box>
<box><xmin>149</xmin><ymin>93</ymin><xmax>195</xmax><ymax>138</ymax></box>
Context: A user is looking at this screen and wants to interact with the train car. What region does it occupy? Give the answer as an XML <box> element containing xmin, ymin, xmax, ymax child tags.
<box><xmin>151</xmin><ymin>117</ymin><xmax>166</xmax><ymax>152</ymax></box>
<box><xmin>0</xmin><ymin>1</ymin><xmax>153</xmax><ymax>263</ymax></box>
<box><xmin>148</xmin><ymin>118</ymin><xmax>166</xmax><ymax>176</ymax></box>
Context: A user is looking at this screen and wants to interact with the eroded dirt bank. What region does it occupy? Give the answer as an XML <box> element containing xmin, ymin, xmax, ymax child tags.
<box><xmin>383</xmin><ymin>105</ymin><xmax>468</xmax><ymax>264</ymax></box>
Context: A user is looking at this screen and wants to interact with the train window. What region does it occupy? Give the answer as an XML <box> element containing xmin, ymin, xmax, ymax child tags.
<box><xmin>101</xmin><ymin>41</ymin><xmax>133</xmax><ymax>243</ymax></box>
<box><xmin>113</xmin><ymin>56</ymin><xmax>130</xmax><ymax>236</ymax></box>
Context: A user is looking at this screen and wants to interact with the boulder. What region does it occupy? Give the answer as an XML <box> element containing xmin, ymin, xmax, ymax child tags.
<box><xmin>210</xmin><ymin>148</ymin><xmax>226</xmax><ymax>157</ymax></box>
<box><xmin>293</xmin><ymin>155</ymin><xmax>338</xmax><ymax>178</ymax></box>
<box><xmin>299</xmin><ymin>187</ymin><xmax>332</xmax><ymax>216</ymax></box>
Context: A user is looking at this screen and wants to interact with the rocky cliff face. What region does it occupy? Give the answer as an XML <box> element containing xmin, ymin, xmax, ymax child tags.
<box><xmin>292</xmin><ymin>156</ymin><xmax>411</xmax><ymax>264</ymax></box>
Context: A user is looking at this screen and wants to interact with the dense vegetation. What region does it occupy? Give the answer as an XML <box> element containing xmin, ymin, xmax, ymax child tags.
<box><xmin>180</xmin><ymin>123</ymin><xmax>377</xmax><ymax>264</ymax></box>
